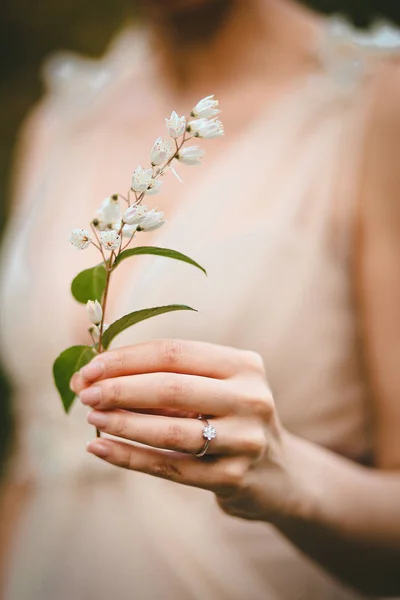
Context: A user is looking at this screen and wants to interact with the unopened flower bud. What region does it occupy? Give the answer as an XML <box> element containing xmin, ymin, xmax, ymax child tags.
<box><xmin>89</xmin><ymin>325</ymin><xmax>100</xmax><ymax>343</ymax></box>
<box><xmin>86</xmin><ymin>300</ymin><xmax>103</xmax><ymax>325</ymax></box>
<box><xmin>191</xmin><ymin>95</ymin><xmax>220</xmax><ymax>119</ymax></box>
<box><xmin>89</xmin><ymin>323</ymin><xmax>109</xmax><ymax>343</ymax></box>
<box><xmin>165</xmin><ymin>111</ymin><xmax>186</xmax><ymax>139</ymax></box>
<box><xmin>96</xmin><ymin>196</ymin><xmax>121</xmax><ymax>227</ymax></box>
<box><xmin>69</xmin><ymin>229</ymin><xmax>91</xmax><ymax>250</ymax></box>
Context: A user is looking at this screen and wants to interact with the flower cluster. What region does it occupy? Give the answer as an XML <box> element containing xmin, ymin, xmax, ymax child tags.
<box><xmin>68</xmin><ymin>95</ymin><xmax>223</xmax><ymax>347</ymax></box>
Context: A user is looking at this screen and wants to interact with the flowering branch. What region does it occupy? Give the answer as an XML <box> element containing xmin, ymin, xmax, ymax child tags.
<box><xmin>53</xmin><ymin>95</ymin><xmax>223</xmax><ymax>416</ymax></box>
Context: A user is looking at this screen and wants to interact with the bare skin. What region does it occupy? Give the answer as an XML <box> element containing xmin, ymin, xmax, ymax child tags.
<box><xmin>3</xmin><ymin>0</ymin><xmax>400</xmax><ymax>597</ymax></box>
<box><xmin>71</xmin><ymin>1</ymin><xmax>400</xmax><ymax>596</ymax></box>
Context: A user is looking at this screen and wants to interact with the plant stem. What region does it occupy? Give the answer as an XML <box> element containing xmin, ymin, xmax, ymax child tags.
<box><xmin>90</xmin><ymin>222</ymin><xmax>107</xmax><ymax>264</ymax></box>
<box><xmin>86</xmin><ymin>124</ymin><xmax>197</xmax><ymax>442</ymax></box>
<box><xmin>134</xmin><ymin>135</ymin><xmax>190</xmax><ymax>206</ymax></box>
<box><xmin>121</xmin><ymin>231</ymin><xmax>137</xmax><ymax>252</ymax></box>
<box><xmin>98</xmin><ymin>256</ymin><xmax>113</xmax><ymax>354</ymax></box>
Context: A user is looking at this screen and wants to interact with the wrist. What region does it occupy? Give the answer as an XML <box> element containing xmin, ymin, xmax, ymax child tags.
<box><xmin>269</xmin><ymin>431</ymin><xmax>327</xmax><ymax>527</ymax></box>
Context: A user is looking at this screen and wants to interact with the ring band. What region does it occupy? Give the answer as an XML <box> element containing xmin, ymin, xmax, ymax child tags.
<box><xmin>195</xmin><ymin>415</ymin><xmax>217</xmax><ymax>458</ymax></box>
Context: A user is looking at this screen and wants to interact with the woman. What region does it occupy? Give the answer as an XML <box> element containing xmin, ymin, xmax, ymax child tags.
<box><xmin>1</xmin><ymin>0</ymin><xmax>400</xmax><ymax>598</ymax></box>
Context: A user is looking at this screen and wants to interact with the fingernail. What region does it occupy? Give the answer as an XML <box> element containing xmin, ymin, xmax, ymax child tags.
<box><xmin>80</xmin><ymin>386</ymin><xmax>102</xmax><ymax>406</ymax></box>
<box><xmin>87</xmin><ymin>410</ymin><xmax>108</xmax><ymax>428</ymax></box>
<box><xmin>70</xmin><ymin>374</ymin><xmax>77</xmax><ymax>393</ymax></box>
<box><xmin>70</xmin><ymin>373</ymin><xmax>83</xmax><ymax>394</ymax></box>
<box><xmin>80</xmin><ymin>360</ymin><xmax>104</xmax><ymax>381</ymax></box>
<box><xmin>87</xmin><ymin>440</ymin><xmax>109</xmax><ymax>458</ymax></box>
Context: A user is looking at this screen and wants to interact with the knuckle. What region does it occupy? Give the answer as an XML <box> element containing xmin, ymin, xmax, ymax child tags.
<box><xmin>152</xmin><ymin>459</ymin><xmax>181</xmax><ymax>481</ymax></box>
<box><xmin>120</xmin><ymin>446</ymin><xmax>134</xmax><ymax>470</ymax></box>
<box><xmin>221</xmin><ymin>460</ymin><xmax>246</xmax><ymax>490</ymax></box>
<box><xmin>160</xmin><ymin>339</ymin><xmax>185</xmax><ymax>368</ymax></box>
<box><xmin>112</xmin><ymin>415</ymin><xmax>130</xmax><ymax>439</ymax></box>
<box><xmin>102</xmin><ymin>379</ymin><xmax>122</xmax><ymax>404</ymax></box>
<box><xmin>247</xmin><ymin>392</ymin><xmax>273</xmax><ymax>419</ymax></box>
<box><xmin>161</xmin><ymin>373</ymin><xmax>186</xmax><ymax>406</ymax></box>
<box><xmin>216</xmin><ymin>496</ymin><xmax>252</xmax><ymax>520</ymax></box>
<box><xmin>242</xmin><ymin>429</ymin><xmax>268</xmax><ymax>457</ymax></box>
<box><xmin>104</xmin><ymin>350</ymin><xmax>126</xmax><ymax>375</ymax></box>
<box><xmin>243</xmin><ymin>350</ymin><xmax>265</xmax><ymax>374</ymax></box>
<box><xmin>164</xmin><ymin>423</ymin><xmax>186</xmax><ymax>450</ymax></box>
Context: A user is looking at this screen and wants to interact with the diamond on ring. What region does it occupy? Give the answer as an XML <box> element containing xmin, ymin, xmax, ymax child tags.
<box><xmin>203</xmin><ymin>424</ymin><xmax>217</xmax><ymax>441</ymax></box>
<box><xmin>196</xmin><ymin>416</ymin><xmax>217</xmax><ymax>458</ymax></box>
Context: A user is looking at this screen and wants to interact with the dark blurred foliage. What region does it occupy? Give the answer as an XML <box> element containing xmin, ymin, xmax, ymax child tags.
<box><xmin>0</xmin><ymin>0</ymin><xmax>137</xmax><ymax>479</ymax></box>
<box><xmin>0</xmin><ymin>0</ymin><xmax>138</xmax><ymax>230</ymax></box>
<box><xmin>0</xmin><ymin>0</ymin><xmax>399</xmax><ymax>477</ymax></box>
<box><xmin>305</xmin><ymin>0</ymin><xmax>400</xmax><ymax>26</ymax></box>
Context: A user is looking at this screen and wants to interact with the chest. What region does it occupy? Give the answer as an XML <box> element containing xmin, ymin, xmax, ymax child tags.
<box><xmin>0</xmin><ymin>96</ymin><xmax>370</xmax><ymax>457</ymax></box>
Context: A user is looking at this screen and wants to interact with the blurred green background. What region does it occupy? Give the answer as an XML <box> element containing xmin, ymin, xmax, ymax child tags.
<box><xmin>0</xmin><ymin>0</ymin><xmax>399</xmax><ymax>477</ymax></box>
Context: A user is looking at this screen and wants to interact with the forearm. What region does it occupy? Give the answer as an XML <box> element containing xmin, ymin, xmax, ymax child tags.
<box><xmin>271</xmin><ymin>433</ymin><xmax>400</xmax><ymax>596</ymax></box>
<box><xmin>0</xmin><ymin>479</ymin><xmax>32</xmax><ymax>598</ymax></box>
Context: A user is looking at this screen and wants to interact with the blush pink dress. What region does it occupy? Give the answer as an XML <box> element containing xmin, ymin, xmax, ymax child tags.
<box><xmin>0</xmin><ymin>19</ymin><xmax>399</xmax><ymax>600</ymax></box>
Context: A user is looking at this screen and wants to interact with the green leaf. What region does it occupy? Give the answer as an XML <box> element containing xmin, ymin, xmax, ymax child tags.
<box><xmin>53</xmin><ymin>345</ymin><xmax>97</xmax><ymax>413</ymax></box>
<box><xmin>113</xmin><ymin>246</ymin><xmax>207</xmax><ymax>275</ymax></box>
<box><xmin>102</xmin><ymin>305</ymin><xmax>197</xmax><ymax>350</ymax></box>
<box><xmin>71</xmin><ymin>264</ymin><xmax>107</xmax><ymax>304</ymax></box>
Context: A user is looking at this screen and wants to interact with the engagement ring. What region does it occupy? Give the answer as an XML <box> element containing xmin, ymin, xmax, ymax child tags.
<box><xmin>195</xmin><ymin>415</ymin><xmax>217</xmax><ymax>458</ymax></box>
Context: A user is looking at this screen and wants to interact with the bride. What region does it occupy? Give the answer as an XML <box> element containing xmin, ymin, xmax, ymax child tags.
<box><xmin>1</xmin><ymin>0</ymin><xmax>400</xmax><ymax>598</ymax></box>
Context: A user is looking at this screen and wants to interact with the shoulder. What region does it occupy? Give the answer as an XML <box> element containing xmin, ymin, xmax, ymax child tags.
<box><xmin>10</xmin><ymin>25</ymin><xmax>152</xmax><ymax>209</ymax></box>
<box><xmin>319</xmin><ymin>16</ymin><xmax>400</xmax><ymax>88</ymax></box>
<box><xmin>39</xmin><ymin>25</ymin><xmax>151</xmax><ymax>119</ymax></box>
<box><xmin>353</xmin><ymin>64</ymin><xmax>400</xmax><ymax>469</ymax></box>
<box><xmin>361</xmin><ymin>63</ymin><xmax>400</xmax><ymax>226</ymax></box>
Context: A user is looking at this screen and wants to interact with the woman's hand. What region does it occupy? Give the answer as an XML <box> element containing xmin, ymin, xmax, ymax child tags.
<box><xmin>69</xmin><ymin>338</ymin><xmax>400</xmax><ymax>595</ymax></box>
<box><xmin>70</xmin><ymin>339</ymin><xmax>306</xmax><ymax>522</ymax></box>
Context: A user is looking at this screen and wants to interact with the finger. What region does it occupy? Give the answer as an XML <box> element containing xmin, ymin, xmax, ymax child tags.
<box><xmin>78</xmin><ymin>339</ymin><xmax>258</xmax><ymax>385</ymax></box>
<box><xmin>80</xmin><ymin>372</ymin><xmax>235</xmax><ymax>415</ymax></box>
<box><xmin>86</xmin><ymin>438</ymin><xmax>247</xmax><ymax>493</ymax></box>
<box><xmin>87</xmin><ymin>411</ymin><xmax>263</xmax><ymax>456</ymax></box>
<box><xmin>70</xmin><ymin>366</ymin><xmax>194</xmax><ymax>417</ymax></box>
<box><xmin>133</xmin><ymin>408</ymin><xmax>199</xmax><ymax>419</ymax></box>
<box><xmin>70</xmin><ymin>371</ymin><xmax>83</xmax><ymax>394</ymax></box>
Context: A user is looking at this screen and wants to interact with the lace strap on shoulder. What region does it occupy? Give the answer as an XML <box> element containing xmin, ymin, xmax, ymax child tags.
<box><xmin>318</xmin><ymin>15</ymin><xmax>400</xmax><ymax>88</ymax></box>
<box><xmin>40</xmin><ymin>25</ymin><xmax>150</xmax><ymax>112</ymax></box>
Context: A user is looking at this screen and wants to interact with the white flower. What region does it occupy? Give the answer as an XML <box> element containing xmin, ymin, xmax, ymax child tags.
<box><xmin>165</xmin><ymin>111</ymin><xmax>186</xmax><ymax>139</ymax></box>
<box><xmin>151</xmin><ymin>137</ymin><xmax>172</xmax><ymax>166</ymax></box>
<box><xmin>137</xmin><ymin>209</ymin><xmax>165</xmax><ymax>232</ymax></box>
<box><xmin>145</xmin><ymin>179</ymin><xmax>162</xmax><ymax>195</ymax></box>
<box><xmin>69</xmin><ymin>229</ymin><xmax>91</xmax><ymax>250</ymax></box>
<box><xmin>131</xmin><ymin>165</ymin><xmax>153</xmax><ymax>193</ymax></box>
<box><xmin>191</xmin><ymin>95</ymin><xmax>220</xmax><ymax>119</ymax></box>
<box><xmin>122</xmin><ymin>204</ymin><xmax>148</xmax><ymax>225</ymax></box>
<box><xmin>89</xmin><ymin>323</ymin><xmax>109</xmax><ymax>343</ymax></box>
<box><xmin>89</xmin><ymin>324</ymin><xmax>101</xmax><ymax>343</ymax></box>
<box><xmin>177</xmin><ymin>145</ymin><xmax>205</xmax><ymax>166</ymax></box>
<box><xmin>122</xmin><ymin>224</ymin><xmax>138</xmax><ymax>238</ymax></box>
<box><xmin>95</xmin><ymin>196</ymin><xmax>120</xmax><ymax>227</ymax></box>
<box><xmin>109</xmin><ymin>220</ymin><xmax>123</xmax><ymax>232</ymax></box>
<box><xmin>188</xmin><ymin>118</ymin><xmax>224</xmax><ymax>139</ymax></box>
<box><xmin>100</xmin><ymin>230</ymin><xmax>120</xmax><ymax>251</ymax></box>
<box><xmin>86</xmin><ymin>300</ymin><xmax>103</xmax><ymax>325</ymax></box>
